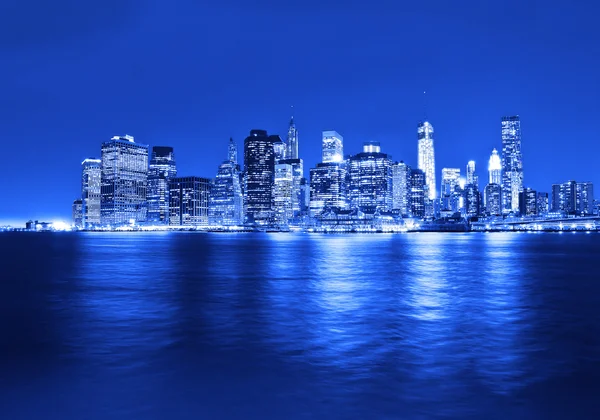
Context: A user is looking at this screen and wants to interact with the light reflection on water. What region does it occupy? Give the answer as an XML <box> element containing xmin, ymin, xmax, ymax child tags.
<box><xmin>2</xmin><ymin>232</ymin><xmax>600</xmax><ymax>419</ymax></box>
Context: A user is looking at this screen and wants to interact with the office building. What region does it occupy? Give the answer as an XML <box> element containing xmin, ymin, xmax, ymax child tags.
<box><xmin>519</xmin><ymin>187</ymin><xmax>537</xmax><ymax>216</ymax></box>
<box><xmin>576</xmin><ymin>182</ymin><xmax>594</xmax><ymax>215</ymax></box>
<box><xmin>309</xmin><ymin>163</ymin><xmax>347</xmax><ymax>216</ymax></box>
<box><xmin>81</xmin><ymin>158</ymin><xmax>101</xmax><ymax>228</ymax></box>
<box><xmin>347</xmin><ymin>142</ymin><xmax>393</xmax><ymax>213</ymax></box>
<box><xmin>410</xmin><ymin>169</ymin><xmax>426</xmax><ymax>218</ymax></box>
<box><xmin>392</xmin><ymin>161</ymin><xmax>411</xmax><ymax>216</ymax></box>
<box><xmin>417</xmin><ymin>121</ymin><xmax>436</xmax><ymax>201</ymax></box>
<box><xmin>209</xmin><ymin>138</ymin><xmax>244</xmax><ymax>226</ymax></box>
<box><xmin>273</xmin><ymin>163</ymin><xmax>294</xmax><ymax>226</ymax></box>
<box><xmin>466</xmin><ymin>160</ymin><xmax>476</xmax><ymax>186</ymax></box>
<box><xmin>100</xmin><ymin>135</ymin><xmax>149</xmax><ymax>226</ymax></box>
<box><xmin>322</xmin><ymin>131</ymin><xmax>344</xmax><ymax>163</ymax></box>
<box><xmin>537</xmin><ymin>192</ymin><xmax>549</xmax><ymax>215</ymax></box>
<box><xmin>488</xmin><ymin>148</ymin><xmax>502</xmax><ymax>185</ymax></box>
<box><xmin>501</xmin><ymin>116</ymin><xmax>523</xmax><ymax>213</ymax></box>
<box><xmin>287</xmin><ymin>113</ymin><xmax>299</xmax><ymax>160</ymax></box>
<box><xmin>484</xmin><ymin>183</ymin><xmax>502</xmax><ymax>216</ymax></box>
<box><xmin>147</xmin><ymin>146</ymin><xmax>177</xmax><ymax>224</ymax></box>
<box><xmin>72</xmin><ymin>199</ymin><xmax>83</xmax><ymax>228</ymax></box>
<box><xmin>441</xmin><ymin>168</ymin><xmax>461</xmax><ymax>212</ymax></box>
<box><xmin>552</xmin><ymin>181</ymin><xmax>577</xmax><ymax>213</ymax></box>
<box><xmin>464</xmin><ymin>184</ymin><xmax>480</xmax><ymax>217</ymax></box>
<box><xmin>169</xmin><ymin>177</ymin><xmax>210</xmax><ymax>226</ymax></box>
<box><xmin>244</xmin><ymin>130</ymin><xmax>276</xmax><ymax>225</ymax></box>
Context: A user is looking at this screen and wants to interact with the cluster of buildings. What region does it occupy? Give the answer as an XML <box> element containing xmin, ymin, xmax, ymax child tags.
<box><xmin>69</xmin><ymin>115</ymin><xmax>598</xmax><ymax>232</ymax></box>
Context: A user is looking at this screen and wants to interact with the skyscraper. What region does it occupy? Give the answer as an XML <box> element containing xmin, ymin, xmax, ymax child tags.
<box><xmin>100</xmin><ymin>135</ymin><xmax>149</xmax><ymax>226</ymax></box>
<box><xmin>286</xmin><ymin>113</ymin><xmax>299</xmax><ymax>160</ymax></box>
<box><xmin>537</xmin><ymin>192</ymin><xmax>549</xmax><ymax>215</ymax></box>
<box><xmin>488</xmin><ymin>148</ymin><xmax>502</xmax><ymax>185</ymax></box>
<box><xmin>392</xmin><ymin>161</ymin><xmax>411</xmax><ymax>216</ymax></box>
<box><xmin>484</xmin><ymin>184</ymin><xmax>502</xmax><ymax>216</ymax></box>
<box><xmin>441</xmin><ymin>168</ymin><xmax>461</xmax><ymax>212</ymax></box>
<box><xmin>347</xmin><ymin>142</ymin><xmax>393</xmax><ymax>213</ymax></box>
<box><xmin>244</xmin><ymin>130</ymin><xmax>276</xmax><ymax>225</ymax></box>
<box><xmin>519</xmin><ymin>188</ymin><xmax>537</xmax><ymax>216</ymax></box>
<box><xmin>501</xmin><ymin>116</ymin><xmax>523</xmax><ymax>213</ymax></box>
<box><xmin>209</xmin><ymin>138</ymin><xmax>243</xmax><ymax>226</ymax></box>
<box><xmin>410</xmin><ymin>169</ymin><xmax>426</xmax><ymax>218</ymax></box>
<box><xmin>147</xmin><ymin>146</ymin><xmax>177</xmax><ymax>224</ymax></box>
<box><xmin>466</xmin><ymin>160</ymin><xmax>476</xmax><ymax>186</ymax></box>
<box><xmin>464</xmin><ymin>184</ymin><xmax>480</xmax><ymax>217</ymax></box>
<box><xmin>576</xmin><ymin>182</ymin><xmax>594</xmax><ymax>215</ymax></box>
<box><xmin>72</xmin><ymin>199</ymin><xmax>83</xmax><ymax>228</ymax></box>
<box><xmin>81</xmin><ymin>158</ymin><xmax>101</xmax><ymax>228</ymax></box>
<box><xmin>273</xmin><ymin>163</ymin><xmax>294</xmax><ymax>226</ymax></box>
<box><xmin>309</xmin><ymin>163</ymin><xmax>347</xmax><ymax>216</ymax></box>
<box><xmin>552</xmin><ymin>181</ymin><xmax>577</xmax><ymax>213</ymax></box>
<box><xmin>169</xmin><ymin>177</ymin><xmax>210</xmax><ymax>226</ymax></box>
<box><xmin>417</xmin><ymin>121</ymin><xmax>436</xmax><ymax>201</ymax></box>
<box><xmin>322</xmin><ymin>131</ymin><xmax>344</xmax><ymax>163</ymax></box>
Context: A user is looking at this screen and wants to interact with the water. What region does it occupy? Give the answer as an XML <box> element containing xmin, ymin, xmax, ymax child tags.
<box><xmin>1</xmin><ymin>232</ymin><xmax>599</xmax><ymax>419</ymax></box>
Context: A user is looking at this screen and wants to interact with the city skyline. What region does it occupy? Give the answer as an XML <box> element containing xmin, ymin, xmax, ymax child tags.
<box><xmin>2</xmin><ymin>1</ymin><xmax>600</xmax><ymax>224</ymax></box>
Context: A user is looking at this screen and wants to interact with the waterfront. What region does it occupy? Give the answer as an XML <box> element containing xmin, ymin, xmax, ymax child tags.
<box><xmin>1</xmin><ymin>232</ymin><xmax>599</xmax><ymax>419</ymax></box>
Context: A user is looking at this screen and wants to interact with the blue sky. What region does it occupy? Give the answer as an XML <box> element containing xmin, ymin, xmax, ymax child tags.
<box><xmin>1</xmin><ymin>0</ymin><xmax>598</xmax><ymax>224</ymax></box>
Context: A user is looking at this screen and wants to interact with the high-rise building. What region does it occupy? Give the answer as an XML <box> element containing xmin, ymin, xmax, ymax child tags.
<box><xmin>466</xmin><ymin>161</ymin><xmax>476</xmax><ymax>186</ymax></box>
<box><xmin>100</xmin><ymin>135</ymin><xmax>149</xmax><ymax>226</ymax></box>
<box><xmin>209</xmin><ymin>138</ymin><xmax>243</xmax><ymax>226</ymax></box>
<box><xmin>501</xmin><ymin>116</ymin><xmax>523</xmax><ymax>213</ymax></box>
<box><xmin>72</xmin><ymin>199</ymin><xmax>83</xmax><ymax>228</ymax></box>
<box><xmin>519</xmin><ymin>187</ymin><xmax>537</xmax><ymax>216</ymax></box>
<box><xmin>244</xmin><ymin>130</ymin><xmax>276</xmax><ymax>225</ymax></box>
<box><xmin>552</xmin><ymin>181</ymin><xmax>577</xmax><ymax>213</ymax></box>
<box><xmin>169</xmin><ymin>177</ymin><xmax>210</xmax><ymax>226</ymax></box>
<box><xmin>464</xmin><ymin>184</ymin><xmax>480</xmax><ymax>217</ymax></box>
<box><xmin>286</xmin><ymin>114</ymin><xmax>299</xmax><ymax>160</ymax></box>
<box><xmin>392</xmin><ymin>161</ymin><xmax>411</xmax><ymax>216</ymax></box>
<box><xmin>273</xmin><ymin>135</ymin><xmax>286</xmax><ymax>162</ymax></box>
<box><xmin>300</xmin><ymin>177</ymin><xmax>310</xmax><ymax>215</ymax></box>
<box><xmin>441</xmin><ymin>168</ymin><xmax>461</xmax><ymax>212</ymax></box>
<box><xmin>484</xmin><ymin>183</ymin><xmax>502</xmax><ymax>216</ymax></box>
<box><xmin>81</xmin><ymin>158</ymin><xmax>101</xmax><ymax>228</ymax></box>
<box><xmin>309</xmin><ymin>163</ymin><xmax>347</xmax><ymax>216</ymax></box>
<box><xmin>417</xmin><ymin>121</ymin><xmax>436</xmax><ymax>201</ymax></box>
<box><xmin>576</xmin><ymin>182</ymin><xmax>594</xmax><ymax>215</ymax></box>
<box><xmin>273</xmin><ymin>163</ymin><xmax>294</xmax><ymax>226</ymax></box>
<box><xmin>147</xmin><ymin>146</ymin><xmax>177</xmax><ymax>225</ymax></box>
<box><xmin>347</xmin><ymin>142</ymin><xmax>393</xmax><ymax>213</ymax></box>
<box><xmin>537</xmin><ymin>192</ymin><xmax>549</xmax><ymax>215</ymax></box>
<box><xmin>410</xmin><ymin>169</ymin><xmax>426</xmax><ymax>218</ymax></box>
<box><xmin>279</xmin><ymin>158</ymin><xmax>304</xmax><ymax>218</ymax></box>
<box><xmin>322</xmin><ymin>131</ymin><xmax>344</xmax><ymax>163</ymax></box>
<box><xmin>488</xmin><ymin>148</ymin><xmax>502</xmax><ymax>185</ymax></box>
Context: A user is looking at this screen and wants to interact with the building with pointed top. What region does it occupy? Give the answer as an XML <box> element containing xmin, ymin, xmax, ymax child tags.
<box><xmin>417</xmin><ymin>121</ymin><xmax>436</xmax><ymax>201</ymax></box>
<box><xmin>209</xmin><ymin>138</ymin><xmax>244</xmax><ymax>226</ymax></box>
<box><xmin>286</xmin><ymin>111</ymin><xmax>299</xmax><ymax>160</ymax></box>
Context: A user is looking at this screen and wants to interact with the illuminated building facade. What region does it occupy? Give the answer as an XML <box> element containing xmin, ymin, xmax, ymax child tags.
<box><xmin>209</xmin><ymin>138</ymin><xmax>243</xmax><ymax>226</ymax></box>
<box><xmin>488</xmin><ymin>148</ymin><xmax>502</xmax><ymax>185</ymax></box>
<box><xmin>347</xmin><ymin>142</ymin><xmax>393</xmax><ymax>213</ymax></box>
<box><xmin>484</xmin><ymin>183</ymin><xmax>502</xmax><ymax>216</ymax></box>
<box><xmin>501</xmin><ymin>116</ymin><xmax>523</xmax><ymax>213</ymax></box>
<box><xmin>147</xmin><ymin>146</ymin><xmax>177</xmax><ymax>224</ymax></box>
<box><xmin>309</xmin><ymin>162</ymin><xmax>347</xmax><ymax>216</ymax></box>
<box><xmin>537</xmin><ymin>192</ymin><xmax>549</xmax><ymax>215</ymax></box>
<box><xmin>169</xmin><ymin>176</ymin><xmax>210</xmax><ymax>226</ymax></box>
<box><xmin>392</xmin><ymin>161</ymin><xmax>411</xmax><ymax>216</ymax></box>
<box><xmin>273</xmin><ymin>163</ymin><xmax>294</xmax><ymax>226</ymax></box>
<box><xmin>410</xmin><ymin>169</ymin><xmax>426</xmax><ymax>218</ymax></box>
<box><xmin>244</xmin><ymin>130</ymin><xmax>276</xmax><ymax>225</ymax></box>
<box><xmin>287</xmin><ymin>114</ymin><xmax>299</xmax><ymax>160</ymax></box>
<box><xmin>576</xmin><ymin>182</ymin><xmax>594</xmax><ymax>215</ymax></box>
<box><xmin>417</xmin><ymin>121</ymin><xmax>436</xmax><ymax>201</ymax></box>
<box><xmin>464</xmin><ymin>184</ymin><xmax>480</xmax><ymax>217</ymax></box>
<box><xmin>466</xmin><ymin>160</ymin><xmax>476</xmax><ymax>186</ymax></box>
<box><xmin>72</xmin><ymin>199</ymin><xmax>83</xmax><ymax>228</ymax></box>
<box><xmin>81</xmin><ymin>158</ymin><xmax>101</xmax><ymax>228</ymax></box>
<box><xmin>519</xmin><ymin>187</ymin><xmax>537</xmax><ymax>216</ymax></box>
<box><xmin>100</xmin><ymin>135</ymin><xmax>149</xmax><ymax>226</ymax></box>
<box><xmin>322</xmin><ymin>131</ymin><xmax>344</xmax><ymax>163</ymax></box>
<box><xmin>441</xmin><ymin>168</ymin><xmax>461</xmax><ymax>212</ymax></box>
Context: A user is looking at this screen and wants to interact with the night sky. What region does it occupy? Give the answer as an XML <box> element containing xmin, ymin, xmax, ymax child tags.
<box><xmin>1</xmin><ymin>0</ymin><xmax>598</xmax><ymax>224</ymax></box>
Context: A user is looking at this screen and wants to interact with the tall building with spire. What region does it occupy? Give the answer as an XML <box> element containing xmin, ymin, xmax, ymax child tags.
<box><xmin>501</xmin><ymin>116</ymin><xmax>523</xmax><ymax>213</ymax></box>
<box><xmin>209</xmin><ymin>138</ymin><xmax>244</xmax><ymax>226</ymax></box>
<box><xmin>488</xmin><ymin>148</ymin><xmax>502</xmax><ymax>185</ymax></box>
<box><xmin>417</xmin><ymin>121</ymin><xmax>436</xmax><ymax>201</ymax></box>
<box><xmin>286</xmin><ymin>109</ymin><xmax>299</xmax><ymax>160</ymax></box>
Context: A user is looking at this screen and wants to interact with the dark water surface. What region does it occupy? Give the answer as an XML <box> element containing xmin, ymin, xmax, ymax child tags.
<box><xmin>1</xmin><ymin>232</ymin><xmax>599</xmax><ymax>419</ymax></box>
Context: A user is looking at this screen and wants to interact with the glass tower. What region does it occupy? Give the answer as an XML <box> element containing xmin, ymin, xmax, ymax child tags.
<box><xmin>147</xmin><ymin>146</ymin><xmax>177</xmax><ymax>225</ymax></box>
<box><xmin>169</xmin><ymin>177</ymin><xmax>210</xmax><ymax>226</ymax></box>
<box><xmin>244</xmin><ymin>130</ymin><xmax>276</xmax><ymax>225</ymax></box>
<box><xmin>286</xmin><ymin>114</ymin><xmax>299</xmax><ymax>160</ymax></box>
<box><xmin>417</xmin><ymin>121</ymin><xmax>436</xmax><ymax>201</ymax></box>
<box><xmin>392</xmin><ymin>161</ymin><xmax>411</xmax><ymax>216</ymax></box>
<box><xmin>501</xmin><ymin>116</ymin><xmax>523</xmax><ymax>213</ymax></box>
<box><xmin>81</xmin><ymin>158</ymin><xmax>101</xmax><ymax>228</ymax></box>
<box><xmin>309</xmin><ymin>163</ymin><xmax>347</xmax><ymax>216</ymax></box>
<box><xmin>488</xmin><ymin>148</ymin><xmax>502</xmax><ymax>185</ymax></box>
<box><xmin>347</xmin><ymin>142</ymin><xmax>393</xmax><ymax>213</ymax></box>
<box><xmin>441</xmin><ymin>168</ymin><xmax>461</xmax><ymax>212</ymax></box>
<box><xmin>410</xmin><ymin>169</ymin><xmax>426</xmax><ymax>218</ymax></box>
<box><xmin>322</xmin><ymin>131</ymin><xmax>344</xmax><ymax>163</ymax></box>
<box><xmin>273</xmin><ymin>163</ymin><xmax>294</xmax><ymax>226</ymax></box>
<box><xmin>100</xmin><ymin>135</ymin><xmax>149</xmax><ymax>226</ymax></box>
<box><xmin>209</xmin><ymin>138</ymin><xmax>244</xmax><ymax>226</ymax></box>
